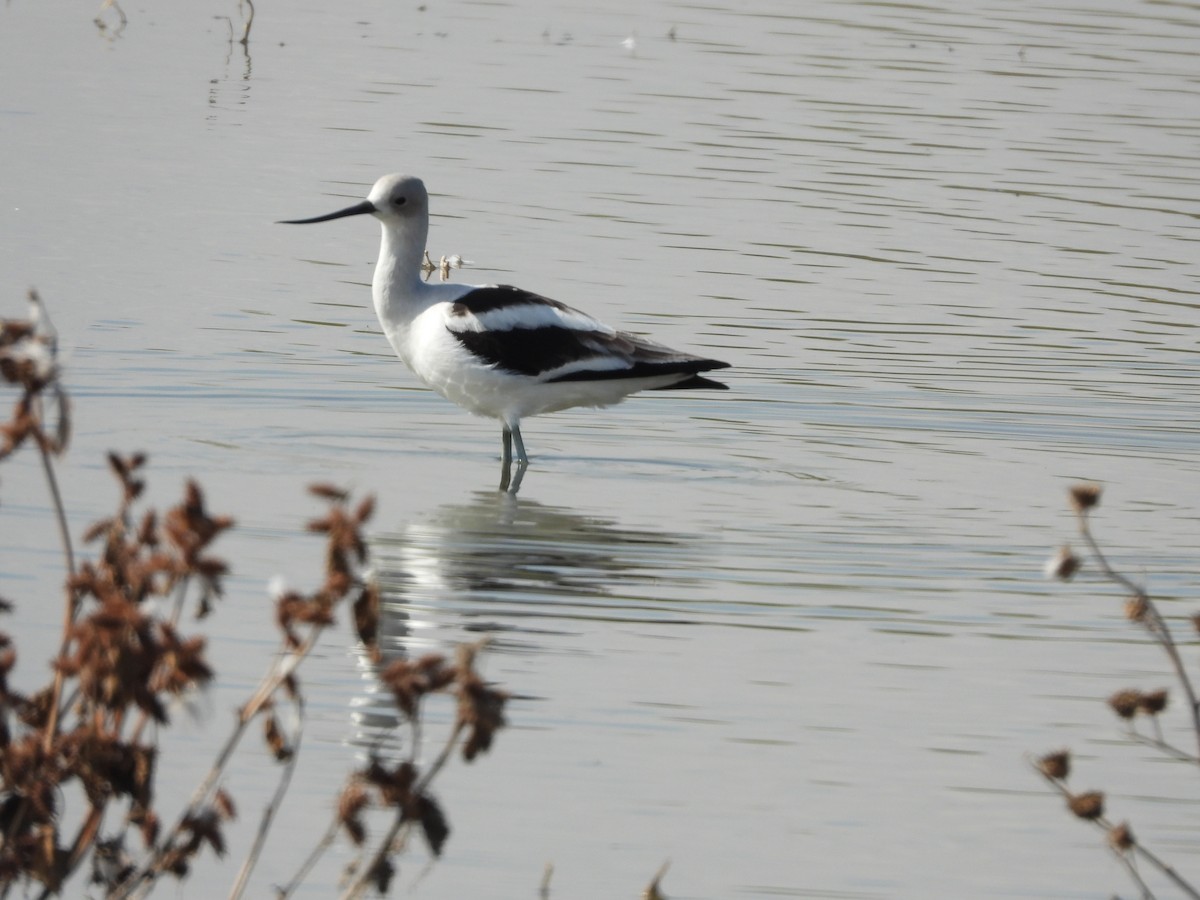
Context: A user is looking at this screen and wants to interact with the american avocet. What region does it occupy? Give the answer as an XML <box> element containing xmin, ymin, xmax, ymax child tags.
<box><xmin>280</xmin><ymin>174</ymin><xmax>730</xmax><ymax>488</ymax></box>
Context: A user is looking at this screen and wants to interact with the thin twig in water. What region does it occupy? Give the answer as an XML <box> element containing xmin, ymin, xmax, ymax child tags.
<box><xmin>239</xmin><ymin>0</ymin><xmax>254</xmax><ymax>45</ymax></box>
<box><xmin>643</xmin><ymin>860</ymin><xmax>670</xmax><ymax>900</ymax></box>
<box><xmin>94</xmin><ymin>0</ymin><xmax>128</xmax><ymax>30</ymax></box>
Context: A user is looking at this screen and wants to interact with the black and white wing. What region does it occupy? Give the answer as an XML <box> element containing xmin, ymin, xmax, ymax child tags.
<box><xmin>444</xmin><ymin>285</ymin><xmax>729</xmax><ymax>386</ymax></box>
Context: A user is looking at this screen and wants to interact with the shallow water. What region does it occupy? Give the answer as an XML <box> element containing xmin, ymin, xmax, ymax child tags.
<box><xmin>2</xmin><ymin>0</ymin><xmax>1200</xmax><ymax>897</ymax></box>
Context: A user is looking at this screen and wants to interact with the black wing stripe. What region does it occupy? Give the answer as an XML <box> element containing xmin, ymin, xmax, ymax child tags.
<box><xmin>448</xmin><ymin>285</ymin><xmax>570</xmax><ymax>318</ymax></box>
<box><xmin>452</xmin><ymin>325</ymin><xmax>612</xmax><ymax>377</ymax></box>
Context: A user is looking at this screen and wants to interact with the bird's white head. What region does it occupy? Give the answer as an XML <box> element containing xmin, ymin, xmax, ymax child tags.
<box><xmin>278</xmin><ymin>173</ymin><xmax>428</xmax><ymax>227</ymax></box>
<box><xmin>366</xmin><ymin>174</ymin><xmax>428</xmax><ymax>225</ymax></box>
<box><xmin>279</xmin><ymin>174</ymin><xmax>434</xmax><ymax>294</ymax></box>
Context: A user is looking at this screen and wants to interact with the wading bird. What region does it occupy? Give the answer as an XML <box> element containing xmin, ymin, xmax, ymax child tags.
<box><xmin>280</xmin><ymin>174</ymin><xmax>729</xmax><ymax>491</ymax></box>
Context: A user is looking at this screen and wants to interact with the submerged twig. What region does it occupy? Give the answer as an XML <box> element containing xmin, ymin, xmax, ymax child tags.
<box><xmin>238</xmin><ymin>0</ymin><xmax>254</xmax><ymax>46</ymax></box>
<box><xmin>642</xmin><ymin>860</ymin><xmax>670</xmax><ymax>899</ymax></box>
<box><xmin>94</xmin><ymin>0</ymin><xmax>128</xmax><ymax>33</ymax></box>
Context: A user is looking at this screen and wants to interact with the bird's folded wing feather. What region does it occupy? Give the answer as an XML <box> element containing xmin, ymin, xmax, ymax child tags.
<box><xmin>444</xmin><ymin>285</ymin><xmax>725</xmax><ymax>382</ymax></box>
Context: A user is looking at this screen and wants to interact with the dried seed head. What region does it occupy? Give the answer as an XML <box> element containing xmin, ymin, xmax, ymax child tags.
<box><xmin>263</xmin><ymin>714</ymin><xmax>292</xmax><ymax>761</ymax></box>
<box><xmin>1043</xmin><ymin>546</ymin><xmax>1081</xmax><ymax>581</ymax></box>
<box><xmin>1124</xmin><ymin>595</ymin><xmax>1149</xmax><ymax>622</ymax></box>
<box><xmin>1108</xmin><ymin>689</ymin><xmax>1143</xmax><ymax>720</ymax></box>
<box><xmin>369</xmin><ymin>858</ymin><xmax>395</xmax><ymax>894</ymax></box>
<box><xmin>1037</xmin><ymin>750</ymin><xmax>1071</xmax><ymax>782</ymax></box>
<box><xmin>1108</xmin><ymin>821</ymin><xmax>1135</xmax><ymax>852</ymax></box>
<box><xmin>308</xmin><ymin>483</ymin><xmax>348</xmax><ymax>502</ymax></box>
<box><xmin>354</xmin><ymin>495</ymin><xmax>376</xmax><ymax>525</ymax></box>
<box><xmin>362</xmin><ymin>759</ymin><xmax>416</xmax><ymax>807</ymax></box>
<box><xmin>213</xmin><ymin>789</ymin><xmax>237</xmax><ymax>821</ymax></box>
<box><xmin>353</xmin><ymin>581</ymin><xmax>380</xmax><ymax>662</ymax></box>
<box><xmin>1068</xmin><ymin>483</ymin><xmax>1102</xmax><ymax>514</ymax></box>
<box><xmin>338</xmin><ymin>783</ymin><xmax>370</xmax><ymax>845</ymax></box>
<box><xmin>138</xmin><ymin>810</ymin><xmax>160</xmax><ymax>847</ymax></box>
<box><xmin>1068</xmin><ymin>791</ymin><xmax>1105</xmax><ymax>821</ymax></box>
<box><xmin>416</xmin><ymin>792</ymin><xmax>450</xmax><ymax>857</ymax></box>
<box><xmin>1138</xmin><ymin>689</ymin><xmax>1168</xmax><ymax>716</ymax></box>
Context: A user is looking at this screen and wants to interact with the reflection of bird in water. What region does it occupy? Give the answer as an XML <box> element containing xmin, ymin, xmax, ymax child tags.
<box><xmin>280</xmin><ymin>174</ymin><xmax>730</xmax><ymax>491</ymax></box>
<box><xmin>347</xmin><ymin>491</ymin><xmax>702</xmax><ymax>753</ymax></box>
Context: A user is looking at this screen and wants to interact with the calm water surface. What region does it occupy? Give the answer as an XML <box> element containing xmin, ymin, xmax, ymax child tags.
<box><xmin>2</xmin><ymin>0</ymin><xmax>1199</xmax><ymax>897</ymax></box>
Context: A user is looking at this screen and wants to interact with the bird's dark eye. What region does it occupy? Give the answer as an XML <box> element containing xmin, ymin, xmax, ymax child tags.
<box><xmin>394</xmin><ymin>196</ymin><xmax>407</xmax><ymax>207</ymax></box>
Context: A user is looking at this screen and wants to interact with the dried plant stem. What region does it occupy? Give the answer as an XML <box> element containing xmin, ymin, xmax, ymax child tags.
<box><xmin>1130</xmin><ymin>731</ymin><xmax>1198</xmax><ymax>765</ymax></box>
<box><xmin>1109</xmin><ymin>845</ymin><xmax>1155</xmax><ymax>900</ymax></box>
<box><xmin>168</xmin><ymin>574</ymin><xmax>191</xmax><ymax>626</ymax></box>
<box><xmin>278</xmin><ymin>705</ymin><xmax>417</xmax><ymax>898</ymax></box>
<box><xmin>35</xmin><ymin>421</ymin><xmax>78</xmax><ymax>753</ymax></box>
<box><xmin>63</xmin><ymin>804</ymin><xmax>105</xmax><ymax>872</ymax></box>
<box><xmin>336</xmin><ymin>720</ymin><xmax>467</xmax><ymax>900</ymax></box>
<box><xmin>23</xmin><ymin>805</ymin><xmax>102</xmax><ymax>900</ymax></box>
<box><xmin>1034</xmin><ymin>766</ymin><xmax>1200</xmax><ymax>899</ymax></box>
<box><xmin>35</xmin><ymin>424</ymin><xmax>74</xmax><ymax>581</ymax></box>
<box><xmin>274</xmin><ymin>814</ymin><xmax>342</xmax><ymax>899</ymax></box>
<box><xmin>112</xmin><ymin>627</ymin><xmax>327</xmax><ymax>899</ymax></box>
<box><xmin>1131</xmin><ymin>842</ymin><xmax>1198</xmax><ymax>900</ymax></box>
<box><xmin>195</xmin><ymin>630</ymin><xmax>320</xmax><ymax>814</ymax></box>
<box><xmin>28</xmin><ymin>805</ymin><xmax>107</xmax><ymax>900</ymax></box>
<box><xmin>1077</xmin><ymin>513</ymin><xmax>1200</xmax><ymax>756</ymax></box>
<box><xmin>227</xmin><ymin>693</ymin><xmax>305</xmax><ymax>900</ymax></box>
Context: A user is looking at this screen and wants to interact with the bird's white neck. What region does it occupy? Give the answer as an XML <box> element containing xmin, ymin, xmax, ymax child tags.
<box><xmin>372</xmin><ymin>217</ymin><xmax>429</xmax><ymax>319</ymax></box>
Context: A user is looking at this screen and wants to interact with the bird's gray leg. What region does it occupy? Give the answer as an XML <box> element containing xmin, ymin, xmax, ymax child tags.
<box><xmin>506</xmin><ymin>462</ymin><xmax>526</xmax><ymax>494</ymax></box>
<box><xmin>499</xmin><ymin>426</ymin><xmax>514</xmax><ymax>492</ymax></box>
<box><xmin>511</xmin><ymin>424</ymin><xmax>529</xmax><ymax>465</ymax></box>
<box><xmin>499</xmin><ymin>423</ymin><xmax>529</xmax><ymax>494</ymax></box>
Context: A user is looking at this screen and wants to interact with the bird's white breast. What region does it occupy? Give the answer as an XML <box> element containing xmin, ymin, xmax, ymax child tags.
<box><xmin>373</xmin><ymin>284</ymin><xmax>516</xmax><ymax>421</ymax></box>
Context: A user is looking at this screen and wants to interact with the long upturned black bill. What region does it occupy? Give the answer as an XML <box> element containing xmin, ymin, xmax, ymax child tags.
<box><xmin>276</xmin><ymin>199</ymin><xmax>376</xmax><ymax>225</ymax></box>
